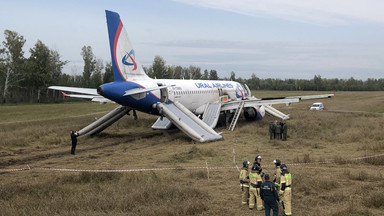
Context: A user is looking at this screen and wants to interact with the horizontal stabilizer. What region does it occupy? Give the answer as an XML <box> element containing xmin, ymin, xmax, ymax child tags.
<box><xmin>49</xmin><ymin>86</ymin><xmax>111</xmax><ymax>103</ymax></box>
<box><xmin>123</xmin><ymin>85</ymin><xmax>174</xmax><ymax>96</ymax></box>
<box><xmin>48</xmin><ymin>86</ymin><xmax>98</xmax><ymax>95</ymax></box>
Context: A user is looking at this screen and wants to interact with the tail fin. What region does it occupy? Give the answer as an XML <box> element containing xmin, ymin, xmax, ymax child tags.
<box><xmin>105</xmin><ymin>10</ymin><xmax>149</xmax><ymax>81</ymax></box>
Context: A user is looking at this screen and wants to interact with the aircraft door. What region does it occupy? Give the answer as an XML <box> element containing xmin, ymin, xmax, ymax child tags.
<box><xmin>168</xmin><ymin>87</ymin><xmax>175</xmax><ymax>102</ymax></box>
<box><xmin>243</xmin><ymin>84</ymin><xmax>251</xmax><ymax>98</ymax></box>
<box><xmin>218</xmin><ymin>88</ymin><xmax>223</xmax><ymax>96</ymax></box>
<box><xmin>160</xmin><ymin>88</ymin><xmax>168</xmax><ymax>103</ymax></box>
<box><xmin>158</xmin><ymin>83</ymin><xmax>169</xmax><ymax>103</ymax></box>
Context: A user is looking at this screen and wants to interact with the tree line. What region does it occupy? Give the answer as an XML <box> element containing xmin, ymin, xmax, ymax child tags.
<box><xmin>145</xmin><ymin>56</ymin><xmax>384</xmax><ymax>91</ymax></box>
<box><xmin>1</xmin><ymin>30</ymin><xmax>383</xmax><ymax>104</ymax></box>
<box><xmin>0</xmin><ymin>30</ymin><xmax>114</xmax><ymax>103</ymax></box>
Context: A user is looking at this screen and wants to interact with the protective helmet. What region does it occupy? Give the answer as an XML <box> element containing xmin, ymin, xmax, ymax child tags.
<box><xmin>252</xmin><ymin>163</ymin><xmax>261</xmax><ymax>171</ymax></box>
<box><xmin>243</xmin><ymin>161</ymin><xmax>250</xmax><ymax>168</ymax></box>
<box><xmin>273</xmin><ymin>159</ymin><xmax>281</xmax><ymax>166</ymax></box>
<box><xmin>255</xmin><ymin>155</ymin><xmax>262</xmax><ymax>162</ymax></box>
<box><xmin>280</xmin><ymin>164</ymin><xmax>288</xmax><ymax>171</ymax></box>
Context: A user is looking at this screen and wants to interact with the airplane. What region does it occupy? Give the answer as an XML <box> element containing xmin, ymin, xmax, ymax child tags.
<box><xmin>49</xmin><ymin>10</ymin><xmax>333</xmax><ymax>142</ymax></box>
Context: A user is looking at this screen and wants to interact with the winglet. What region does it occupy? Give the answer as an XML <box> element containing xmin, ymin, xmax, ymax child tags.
<box><xmin>61</xmin><ymin>92</ymin><xmax>67</xmax><ymax>100</ymax></box>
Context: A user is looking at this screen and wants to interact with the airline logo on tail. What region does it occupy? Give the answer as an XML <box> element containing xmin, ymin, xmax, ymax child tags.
<box><xmin>122</xmin><ymin>49</ymin><xmax>137</xmax><ymax>71</ymax></box>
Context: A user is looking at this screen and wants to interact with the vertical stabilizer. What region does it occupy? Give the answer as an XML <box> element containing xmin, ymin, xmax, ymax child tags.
<box><xmin>105</xmin><ymin>10</ymin><xmax>149</xmax><ymax>81</ymax></box>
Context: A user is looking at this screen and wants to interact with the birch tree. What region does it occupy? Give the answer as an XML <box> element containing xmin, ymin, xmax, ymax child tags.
<box><xmin>1</xmin><ymin>30</ymin><xmax>25</xmax><ymax>103</ymax></box>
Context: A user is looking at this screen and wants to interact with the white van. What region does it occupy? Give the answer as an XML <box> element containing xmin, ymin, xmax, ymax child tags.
<box><xmin>310</xmin><ymin>102</ymin><xmax>324</xmax><ymax>110</ymax></box>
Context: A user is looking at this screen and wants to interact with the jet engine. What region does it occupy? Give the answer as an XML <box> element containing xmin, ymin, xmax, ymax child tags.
<box><xmin>243</xmin><ymin>106</ymin><xmax>265</xmax><ymax>121</ymax></box>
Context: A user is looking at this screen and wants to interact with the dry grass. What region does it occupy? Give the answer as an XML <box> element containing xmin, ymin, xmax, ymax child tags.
<box><xmin>0</xmin><ymin>91</ymin><xmax>384</xmax><ymax>215</ymax></box>
<box><xmin>163</xmin><ymin>146</ymin><xmax>218</xmax><ymax>163</ymax></box>
<box><xmin>0</xmin><ymin>172</ymin><xmax>209</xmax><ymax>216</ymax></box>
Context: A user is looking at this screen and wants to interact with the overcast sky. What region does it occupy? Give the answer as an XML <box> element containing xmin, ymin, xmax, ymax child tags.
<box><xmin>1</xmin><ymin>0</ymin><xmax>384</xmax><ymax>79</ymax></box>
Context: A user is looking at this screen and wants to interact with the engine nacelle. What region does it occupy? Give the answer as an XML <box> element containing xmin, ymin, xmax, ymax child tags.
<box><xmin>243</xmin><ymin>106</ymin><xmax>265</xmax><ymax>121</ymax></box>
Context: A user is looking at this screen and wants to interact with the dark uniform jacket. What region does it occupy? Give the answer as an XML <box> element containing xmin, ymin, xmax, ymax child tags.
<box><xmin>282</xmin><ymin>123</ymin><xmax>287</xmax><ymax>133</ymax></box>
<box><xmin>71</xmin><ymin>132</ymin><xmax>79</xmax><ymax>144</ymax></box>
<box><xmin>260</xmin><ymin>181</ymin><xmax>279</xmax><ymax>202</ymax></box>
<box><xmin>275</xmin><ymin>124</ymin><xmax>282</xmax><ymax>133</ymax></box>
<box><xmin>269</xmin><ymin>123</ymin><xmax>275</xmax><ymax>132</ymax></box>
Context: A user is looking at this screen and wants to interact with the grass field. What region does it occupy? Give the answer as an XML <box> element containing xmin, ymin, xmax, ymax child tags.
<box><xmin>0</xmin><ymin>91</ymin><xmax>383</xmax><ymax>215</ymax></box>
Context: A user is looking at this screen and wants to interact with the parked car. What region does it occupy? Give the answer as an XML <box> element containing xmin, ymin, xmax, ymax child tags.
<box><xmin>310</xmin><ymin>102</ymin><xmax>324</xmax><ymax>110</ymax></box>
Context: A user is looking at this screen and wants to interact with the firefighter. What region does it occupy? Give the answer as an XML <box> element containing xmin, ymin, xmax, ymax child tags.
<box><xmin>275</xmin><ymin>122</ymin><xmax>282</xmax><ymax>140</ymax></box>
<box><xmin>239</xmin><ymin>161</ymin><xmax>250</xmax><ymax>206</ymax></box>
<box><xmin>282</xmin><ymin>121</ymin><xmax>288</xmax><ymax>141</ymax></box>
<box><xmin>249</xmin><ymin>163</ymin><xmax>263</xmax><ymax>211</ymax></box>
<box><xmin>261</xmin><ymin>174</ymin><xmax>279</xmax><ymax>216</ymax></box>
<box><xmin>269</xmin><ymin>122</ymin><xmax>275</xmax><ymax>140</ymax></box>
<box><xmin>273</xmin><ymin>159</ymin><xmax>281</xmax><ymax>192</ymax></box>
<box><xmin>279</xmin><ymin>164</ymin><xmax>292</xmax><ymax>216</ymax></box>
<box><xmin>254</xmin><ymin>155</ymin><xmax>264</xmax><ymax>177</ymax></box>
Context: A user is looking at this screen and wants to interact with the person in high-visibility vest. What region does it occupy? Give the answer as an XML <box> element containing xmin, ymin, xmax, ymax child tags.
<box><xmin>249</xmin><ymin>163</ymin><xmax>263</xmax><ymax>211</ymax></box>
<box><xmin>273</xmin><ymin>159</ymin><xmax>281</xmax><ymax>192</ymax></box>
<box><xmin>279</xmin><ymin>164</ymin><xmax>292</xmax><ymax>216</ymax></box>
<box><xmin>239</xmin><ymin>161</ymin><xmax>250</xmax><ymax>206</ymax></box>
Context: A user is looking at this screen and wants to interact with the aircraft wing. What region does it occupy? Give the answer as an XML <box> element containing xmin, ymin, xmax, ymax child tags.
<box><xmin>48</xmin><ymin>86</ymin><xmax>113</xmax><ymax>103</ymax></box>
<box><xmin>286</xmin><ymin>94</ymin><xmax>334</xmax><ymax>100</ymax></box>
<box><xmin>221</xmin><ymin>93</ymin><xmax>333</xmax><ymax>120</ymax></box>
<box><xmin>221</xmin><ymin>98</ymin><xmax>299</xmax><ymax>111</ymax></box>
<box><xmin>261</xmin><ymin>93</ymin><xmax>334</xmax><ymax>101</ymax></box>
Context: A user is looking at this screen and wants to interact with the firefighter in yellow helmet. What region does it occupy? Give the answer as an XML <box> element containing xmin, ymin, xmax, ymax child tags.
<box><xmin>249</xmin><ymin>163</ymin><xmax>263</xmax><ymax>211</ymax></box>
<box><xmin>239</xmin><ymin>161</ymin><xmax>250</xmax><ymax>206</ymax></box>
<box><xmin>279</xmin><ymin>164</ymin><xmax>292</xmax><ymax>216</ymax></box>
<box><xmin>273</xmin><ymin>159</ymin><xmax>281</xmax><ymax>192</ymax></box>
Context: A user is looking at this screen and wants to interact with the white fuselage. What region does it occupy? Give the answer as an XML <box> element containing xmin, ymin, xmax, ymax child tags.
<box><xmin>134</xmin><ymin>79</ymin><xmax>245</xmax><ymax>114</ymax></box>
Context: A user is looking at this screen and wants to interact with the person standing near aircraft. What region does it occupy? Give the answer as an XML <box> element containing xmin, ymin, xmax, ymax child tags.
<box><xmin>282</xmin><ymin>121</ymin><xmax>287</xmax><ymax>141</ymax></box>
<box><xmin>239</xmin><ymin>161</ymin><xmax>250</xmax><ymax>206</ymax></box>
<box><xmin>273</xmin><ymin>160</ymin><xmax>281</xmax><ymax>192</ymax></box>
<box><xmin>249</xmin><ymin>163</ymin><xmax>264</xmax><ymax>211</ymax></box>
<box><xmin>269</xmin><ymin>122</ymin><xmax>275</xmax><ymax>140</ymax></box>
<box><xmin>275</xmin><ymin>122</ymin><xmax>282</xmax><ymax>140</ymax></box>
<box><xmin>273</xmin><ymin>120</ymin><xmax>278</xmax><ymax>139</ymax></box>
<box><xmin>70</xmin><ymin>131</ymin><xmax>79</xmax><ymax>155</ymax></box>
<box><xmin>279</xmin><ymin>164</ymin><xmax>292</xmax><ymax>216</ymax></box>
<box><xmin>261</xmin><ymin>174</ymin><xmax>279</xmax><ymax>216</ymax></box>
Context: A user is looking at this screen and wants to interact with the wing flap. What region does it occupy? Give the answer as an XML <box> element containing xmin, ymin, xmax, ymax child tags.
<box><xmin>221</xmin><ymin>98</ymin><xmax>299</xmax><ymax>111</ymax></box>
<box><xmin>286</xmin><ymin>94</ymin><xmax>334</xmax><ymax>100</ymax></box>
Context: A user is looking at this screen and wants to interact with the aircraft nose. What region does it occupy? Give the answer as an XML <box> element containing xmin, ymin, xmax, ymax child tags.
<box><xmin>97</xmin><ymin>86</ymin><xmax>104</xmax><ymax>95</ymax></box>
